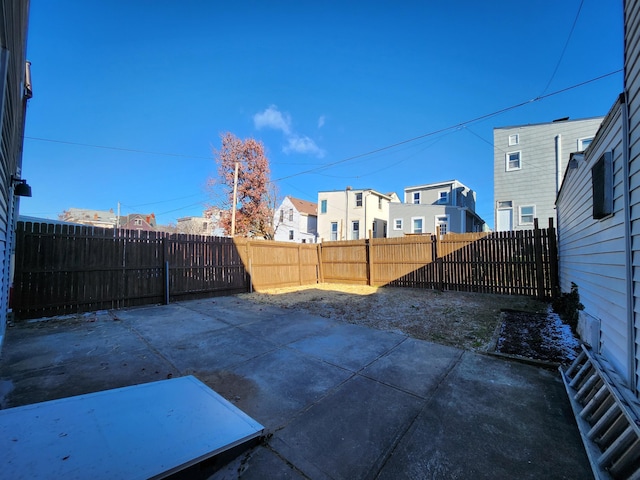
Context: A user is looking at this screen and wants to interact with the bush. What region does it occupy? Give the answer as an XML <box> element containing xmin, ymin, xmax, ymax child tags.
<box><xmin>552</xmin><ymin>282</ymin><xmax>584</xmax><ymax>333</ymax></box>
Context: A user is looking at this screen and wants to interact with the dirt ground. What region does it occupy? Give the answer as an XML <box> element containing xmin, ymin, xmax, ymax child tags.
<box><xmin>239</xmin><ymin>283</ymin><xmax>568</xmax><ymax>356</ymax></box>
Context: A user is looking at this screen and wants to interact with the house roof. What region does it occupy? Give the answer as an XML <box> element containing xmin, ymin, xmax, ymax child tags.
<box><xmin>404</xmin><ymin>180</ymin><xmax>470</xmax><ymax>192</ymax></box>
<box><xmin>317</xmin><ymin>188</ymin><xmax>395</xmax><ymax>200</ymax></box>
<box><xmin>494</xmin><ymin>115</ymin><xmax>604</xmax><ymax>131</ymax></box>
<box><xmin>288</xmin><ymin>197</ymin><xmax>317</xmax><ymax>216</ymax></box>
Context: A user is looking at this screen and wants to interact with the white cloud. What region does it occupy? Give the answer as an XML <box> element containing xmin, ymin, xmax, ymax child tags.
<box><xmin>317</xmin><ymin>115</ymin><xmax>326</xmax><ymax>129</ymax></box>
<box><xmin>253</xmin><ymin>105</ymin><xmax>291</xmax><ymax>135</ymax></box>
<box><xmin>284</xmin><ymin>135</ymin><xmax>325</xmax><ymax>158</ymax></box>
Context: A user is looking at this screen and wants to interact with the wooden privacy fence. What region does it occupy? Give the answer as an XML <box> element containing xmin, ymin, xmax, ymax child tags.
<box><xmin>12</xmin><ymin>220</ymin><xmax>558</xmax><ymax>319</ymax></box>
<box><xmin>320</xmin><ymin>220</ymin><xmax>558</xmax><ymax>298</ymax></box>
<box><xmin>12</xmin><ymin>223</ymin><xmax>247</xmax><ymax>319</ymax></box>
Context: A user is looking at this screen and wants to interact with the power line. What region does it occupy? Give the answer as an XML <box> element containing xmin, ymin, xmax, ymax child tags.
<box><xmin>24</xmin><ymin>136</ymin><xmax>214</xmax><ymax>160</ymax></box>
<box><xmin>273</xmin><ymin>69</ymin><xmax>622</xmax><ymax>182</ymax></box>
<box><xmin>540</xmin><ymin>0</ymin><xmax>585</xmax><ymax>96</ymax></box>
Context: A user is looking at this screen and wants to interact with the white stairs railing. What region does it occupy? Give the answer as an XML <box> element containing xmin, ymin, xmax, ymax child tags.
<box><xmin>560</xmin><ymin>345</ymin><xmax>640</xmax><ymax>480</ymax></box>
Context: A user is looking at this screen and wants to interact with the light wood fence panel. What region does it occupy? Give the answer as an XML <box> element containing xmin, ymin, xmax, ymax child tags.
<box><xmin>320</xmin><ymin>240</ymin><xmax>368</xmax><ymax>285</ymax></box>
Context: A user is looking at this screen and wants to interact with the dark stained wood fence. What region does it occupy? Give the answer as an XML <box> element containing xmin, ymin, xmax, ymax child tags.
<box><xmin>12</xmin><ymin>222</ymin><xmax>246</xmax><ymax>319</ymax></box>
<box><xmin>12</xmin><ymin>220</ymin><xmax>558</xmax><ymax>320</ymax></box>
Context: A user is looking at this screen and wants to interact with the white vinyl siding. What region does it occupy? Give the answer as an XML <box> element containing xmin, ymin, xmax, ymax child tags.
<box><xmin>625</xmin><ymin>0</ymin><xmax>640</xmax><ymax>395</ymax></box>
<box><xmin>557</xmin><ymin>100</ymin><xmax>629</xmax><ymax>384</ymax></box>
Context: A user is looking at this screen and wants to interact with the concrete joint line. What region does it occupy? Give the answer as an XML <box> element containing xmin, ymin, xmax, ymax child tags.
<box><xmin>368</xmin><ymin>350</ymin><xmax>466</xmax><ymax>479</ymax></box>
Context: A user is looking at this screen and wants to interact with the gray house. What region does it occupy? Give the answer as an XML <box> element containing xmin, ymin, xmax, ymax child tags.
<box><xmin>494</xmin><ymin>117</ymin><xmax>603</xmax><ymax>231</ymax></box>
<box><xmin>0</xmin><ymin>0</ymin><xmax>30</xmax><ymax>352</ymax></box>
<box><xmin>388</xmin><ymin>180</ymin><xmax>484</xmax><ymax>237</ymax></box>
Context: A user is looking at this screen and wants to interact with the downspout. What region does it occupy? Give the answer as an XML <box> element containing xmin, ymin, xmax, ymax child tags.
<box><xmin>622</xmin><ymin>93</ymin><xmax>635</xmax><ymax>391</ymax></box>
<box><xmin>555</xmin><ymin>135</ymin><xmax>562</xmax><ymax>197</ymax></box>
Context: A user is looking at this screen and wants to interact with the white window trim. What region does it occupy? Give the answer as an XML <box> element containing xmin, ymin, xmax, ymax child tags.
<box><xmin>352</xmin><ymin>220</ymin><xmax>360</xmax><ymax>240</ymax></box>
<box><xmin>410</xmin><ymin>191</ymin><xmax>420</xmax><ymax>204</ymax></box>
<box><xmin>508</xmin><ymin>134</ymin><xmax>519</xmax><ymax>146</ymax></box>
<box><xmin>411</xmin><ymin>216</ymin><xmax>425</xmax><ymax>234</ymax></box>
<box><xmin>393</xmin><ymin>218</ymin><xmax>403</xmax><ymax>230</ymax></box>
<box><xmin>506</xmin><ymin>151</ymin><xmax>521</xmax><ymax>171</ymax></box>
<box><xmin>519</xmin><ymin>205</ymin><xmax>535</xmax><ymax>225</ymax></box>
<box><xmin>355</xmin><ymin>192</ymin><xmax>363</xmax><ymax>208</ymax></box>
<box><xmin>578</xmin><ymin>136</ymin><xmax>594</xmax><ymax>151</ymax></box>
<box><xmin>438</xmin><ymin>190</ymin><xmax>449</xmax><ymax>204</ymax></box>
<box><xmin>320</xmin><ymin>199</ymin><xmax>327</xmax><ymax>214</ymax></box>
<box><xmin>435</xmin><ymin>214</ymin><xmax>450</xmax><ymax>235</ymax></box>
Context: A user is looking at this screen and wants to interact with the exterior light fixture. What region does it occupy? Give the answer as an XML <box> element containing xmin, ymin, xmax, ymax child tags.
<box><xmin>11</xmin><ymin>175</ymin><xmax>32</xmax><ymax>197</ymax></box>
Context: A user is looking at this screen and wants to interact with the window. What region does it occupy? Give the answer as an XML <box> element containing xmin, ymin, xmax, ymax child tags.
<box><xmin>519</xmin><ymin>205</ymin><xmax>535</xmax><ymax>225</ymax></box>
<box><xmin>289</xmin><ymin>230</ymin><xmax>294</xmax><ymax>240</ymax></box>
<box><xmin>411</xmin><ymin>217</ymin><xmax>424</xmax><ymax>234</ymax></box>
<box><xmin>320</xmin><ymin>199</ymin><xmax>327</xmax><ymax>214</ymax></box>
<box><xmin>302</xmin><ymin>239</ymin><xmax>306</xmax><ymax>243</ymax></box>
<box><xmin>378</xmin><ymin>197</ymin><xmax>383</xmax><ymax>209</ymax></box>
<box><xmin>412</xmin><ymin>192</ymin><xmax>420</xmax><ymax>204</ymax></box>
<box><xmin>134</xmin><ymin>219</ymin><xmax>142</xmax><ymax>226</ymax></box>
<box><xmin>279</xmin><ymin>209</ymin><xmax>284</xmax><ymax>222</ymax></box>
<box><xmin>438</xmin><ymin>191</ymin><xmax>448</xmax><ymax>204</ymax></box>
<box><xmin>506</xmin><ymin>151</ymin><xmax>521</xmax><ymax>171</ymax></box>
<box><xmin>508</xmin><ymin>134</ymin><xmax>519</xmax><ymax>146</ymax></box>
<box><xmin>497</xmin><ymin>200</ymin><xmax>512</xmax><ymax>208</ymax></box>
<box><xmin>592</xmin><ymin>151</ymin><xmax>613</xmax><ymax>219</ymax></box>
<box><xmin>202</xmin><ymin>222</ymin><xmax>208</xmax><ymax>231</ymax></box>
<box><xmin>352</xmin><ymin>220</ymin><xmax>360</xmax><ymax>240</ymax></box>
<box><xmin>394</xmin><ymin>218</ymin><xmax>403</xmax><ymax>230</ymax></box>
<box><xmin>372</xmin><ymin>221</ymin><xmax>377</xmax><ymax>237</ymax></box>
<box><xmin>288</xmin><ymin>209</ymin><xmax>293</xmax><ymax>221</ymax></box>
<box><xmin>578</xmin><ymin>137</ymin><xmax>594</xmax><ymax>151</ymax></box>
<box><xmin>330</xmin><ymin>222</ymin><xmax>338</xmax><ymax>241</ymax></box>
<box><xmin>355</xmin><ymin>192</ymin><xmax>363</xmax><ymax>207</ymax></box>
<box><xmin>435</xmin><ymin>215</ymin><xmax>449</xmax><ymax>235</ymax></box>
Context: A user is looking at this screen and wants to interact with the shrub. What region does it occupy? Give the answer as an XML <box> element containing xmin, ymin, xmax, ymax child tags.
<box><xmin>552</xmin><ymin>282</ymin><xmax>584</xmax><ymax>333</ymax></box>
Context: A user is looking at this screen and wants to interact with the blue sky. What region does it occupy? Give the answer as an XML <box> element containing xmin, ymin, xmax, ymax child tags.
<box><xmin>21</xmin><ymin>1</ymin><xmax>623</xmax><ymax>229</ymax></box>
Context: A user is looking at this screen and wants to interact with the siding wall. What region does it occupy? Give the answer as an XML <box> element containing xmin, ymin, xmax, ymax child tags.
<box><xmin>389</xmin><ymin>204</ymin><xmax>465</xmax><ymax>237</ymax></box>
<box><xmin>494</xmin><ymin>118</ymin><xmax>603</xmax><ymax>231</ymax></box>
<box><xmin>557</xmin><ymin>100</ymin><xmax>628</xmax><ymax>379</ymax></box>
<box><xmin>273</xmin><ymin>197</ymin><xmax>317</xmax><ymax>243</ymax></box>
<box><xmin>317</xmin><ymin>189</ymin><xmax>392</xmax><ymax>242</ymax></box>
<box><xmin>0</xmin><ymin>0</ymin><xmax>29</xmax><ymax>351</ymax></box>
<box><xmin>625</xmin><ymin>0</ymin><xmax>640</xmax><ymax>396</ymax></box>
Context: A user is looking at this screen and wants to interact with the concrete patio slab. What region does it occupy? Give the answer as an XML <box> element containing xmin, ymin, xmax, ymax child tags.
<box><xmin>288</xmin><ymin>322</ymin><xmax>406</xmax><ymax>372</ymax></box>
<box><xmin>202</xmin><ymin>347</ymin><xmax>352</xmax><ymax>430</ymax></box>
<box><xmin>0</xmin><ymin>295</ymin><xmax>592</xmax><ymax>479</ymax></box>
<box><xmin>375</xmin><ymin>352</ymin><xmax>593</xmax><ymax>480</ymax></box>
<box><xmin>360</xmin><ymin>337</ymin><xmax>463</xmax><ymax>398</ymax></box>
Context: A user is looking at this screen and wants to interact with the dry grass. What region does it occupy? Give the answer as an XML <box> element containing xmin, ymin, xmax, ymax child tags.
<box><xmin>239</xmin><ymin>284</ymin><xmax>547</xmax><ymax>351</ymax></box>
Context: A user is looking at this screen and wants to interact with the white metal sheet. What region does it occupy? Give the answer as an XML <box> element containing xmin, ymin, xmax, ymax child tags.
<box><xmin>0</xmin><ymin>375</ymin><xmax>264</xmax><ymax>479</ymax></box>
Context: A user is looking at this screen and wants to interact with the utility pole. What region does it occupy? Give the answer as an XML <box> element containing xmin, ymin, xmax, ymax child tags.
<box><xmin>231</xmin><ymin>162</ymin><xmax>239</xmax><ymax>236</ymax></box>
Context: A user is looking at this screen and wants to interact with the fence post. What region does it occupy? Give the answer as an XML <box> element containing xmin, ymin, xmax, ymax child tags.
<box><xmin>367</xmin><ymin>230</ymin><xmax>374</xmax><ymax>286</ymax></box>
<box><xmin>434</xmin><ymin>227</ymin><xmax>443</xmax><ymax>291</ymax></box>
<box><xmin>298</xmin><ymin>243</ymin><xmax>303</xmax><ymax>286</ymax></box>
<box><xmin>316</xmin><ymin>243</ymin><xmax>324</xmax><ymax>284</ymax></box>
<box><xmin>533</xmin><ymin>218</ymin><xmax>545</xmax><ymax>299</ymax></box>
<box><xmin>547</xmin><ymin>217</ymin><xmax>559</xmax><ymax>298</ymax></box>
<box><xmin>245</xmin><ymin>240</ymin><xmax>253</xmax><ymax>293</ymax></box>
<box><xmin>162</xmin><ymin>236</ymin><xmax>170</xmax><ymax>304</ymax></box>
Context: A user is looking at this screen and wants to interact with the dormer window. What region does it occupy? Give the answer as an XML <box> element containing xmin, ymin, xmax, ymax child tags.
<box><xmin>438</xmin><ymin>191</ymin><xmax>448</xmax><ymax>204</ymax></box>
<box><xmin>412</xmin><ymin>192</ymin><xmax>420</xmax><ymax>204</ymax></box>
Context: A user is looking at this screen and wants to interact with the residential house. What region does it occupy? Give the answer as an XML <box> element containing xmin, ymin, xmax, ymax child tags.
<box><xmin>388</xmin><ymin>180</ymin><xmax>484</xmax><ymax>237</ymax></box>
<box><xmin>119</xmin><ymin>213</ymin><xmax>157</xmax><ymax>232</ymax></box>
<box><xmin>494</xmin><ymin>117</ymin><xmax>603</xmax><ymax>231</ymax></box>
<box><xmin>176</xmin><ymin>214</ymin><xmax>225</xmax><ymax>237</ymax></box>
<box><xmin>317</xmin><ymin>188</ymin><xmax>399</xmax><ymax>242</ymax></box>
<box><xmin>556</xmin><ymin>95</ymin><xmax>628</xmax><ymax>383</ymax></box>
<box><xmin>59</xmin><ymin>208</ymin><xmax>117</xmax><ymax>229</ymax></box>
<box><xmin>273</xmin><ymin>196</ymin><xmax>318</xmax><ymax>243</ymax></box>
<box><xmin>0</xmin><ymin>0</ymin><xmax>31</xmax><ymax>352</ymax></box>
<box><xmin>554</xmin><ymin>0</ymin><xmax>640</xmax><ymax>399</ymax></box>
